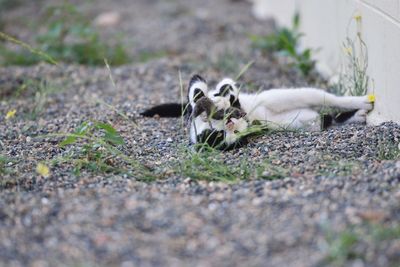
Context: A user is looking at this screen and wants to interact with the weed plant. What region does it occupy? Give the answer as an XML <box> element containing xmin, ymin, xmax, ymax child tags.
<box><xmin>51</xmin><ymin>121</ymin><xmax>155</xmax><ymax>180</ymax></box>
<box><xmin>3</xmin><ymin>78</ymin><xmax>61</xmax><ymax>120</ymax></box>
<box><xmin>0</xmin><ymin>3</ymin><xmax>130</xmax><ymax>66</ymax></box>
<box><xmin>321</xmin><ymin>223</ymin><xmax>400</xmax><ymax>266</ymax></box>
<box><xmin>251</xmin><ymin>13</ymin><xmax>315</xmax><ymax>76</ymax></box>
<box><xmin>0</xmin><ymin>154</ymin><xmax>10</xmax><ymax>174</ymax></box>
<box><xmin>334</xmin><ymin>38</ymin><xmax>369</xmax><ymax>96</ymax></box>
<box><xmin>334</xmin><ymin>29</ymin><xmax>370</xmax><ymax>97</ymax></box>
<box><xmin>23</xmin><ymin>79</ymin><xmax>61</xmax><ymax>120</ymax></box>
<box><xmin>323</xmin><ymin>228</ymin><xmax>360</xmax><ymax>266</ymax></box>
<box><xmin>176</xmin><ymin>143</ymin><xmax>291</xmax><ymax>183</ymax></box>
<box><xmin>331</xmin><ymin>15</ymin><xmax>372</xmax><ymax>97</ymax></box>
<box><xmin>177</xmin><ymin>144</ymin><xmax>252</xmax><ymax>182</ymax></box>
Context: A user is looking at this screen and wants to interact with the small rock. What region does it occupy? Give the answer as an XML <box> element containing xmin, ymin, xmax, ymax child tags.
<box><xmin>94</xmin><ymin>11</ymin><xmax>121</xmax><ymax>27</ymax></box>
<box><xmin>41</xmin><ymin>198</ymin><xmax>49</xmax><ymax>205</ymax></box>
<box><xmin>357</xmin><ymin>210</ymin><xmax>387</xmax><ymax>223</ymax></box>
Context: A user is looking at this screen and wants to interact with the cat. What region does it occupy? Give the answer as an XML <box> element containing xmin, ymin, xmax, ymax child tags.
<box><xmin>141</xmin><ymin>74</ymin><xmax>373</xmax><ymax>149</ymax></box>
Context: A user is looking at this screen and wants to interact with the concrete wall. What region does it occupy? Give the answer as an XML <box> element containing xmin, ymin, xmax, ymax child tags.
<box><xmin>252</xmin><ymin>0</ymin><xmax>400</xmax><ymax>124</ymax></box>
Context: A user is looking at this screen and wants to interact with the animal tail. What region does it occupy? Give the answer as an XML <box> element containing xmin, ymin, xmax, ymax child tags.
<box><xmin>140</xmin><ymin>103</ymin><xmax>188</xmax><ymax>117</ymax></box>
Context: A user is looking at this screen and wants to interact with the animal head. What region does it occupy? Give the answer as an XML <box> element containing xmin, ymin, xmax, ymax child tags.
<box><xmin>187</xmin><ymin>74</ymin><xmax>249</xmax><ymax>149</ymax></box>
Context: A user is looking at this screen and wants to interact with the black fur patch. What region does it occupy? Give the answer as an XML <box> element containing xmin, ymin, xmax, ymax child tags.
<box><xmin>196</xmin><ymin>129</ymin><xmax>247</xmax><ymax>150</ymax></box>
<box><xmin>334</xmin><ymin>110</ymin><xmax>358</xmax><ymax>123</ymax></box>
<box><xmin>197</xmin><ymin>129</ymin><xmax>225</xmax><ymax>148</ymax></box>
<box><xmin>214</xmin><ymin>84</ymin><xmax>232</xmax><ymax>97</ymax></box>
<box><xmin>193</xmin><ymin>96</ymin><xmax>246</xmax><ymax>121</ymax></box>
<box><xmin>321</xmin><ymin>114</ymin><xmax>333</xmax><ymax>130</ymax></box>
<box><xmin>229</xmin><ymin>95</ymin><xmax>241</xmax><ymax>109</ymax></box>
<box><xmin>193</xmin><ymin>97</ymin><xmax>214</xmax><ymax>118</ymax></box>
<box><xmin>189</xmin><ymin>74</ymin><xmax>206</xmax><ymax>88</ymax></box>
<box><xmin>140</xmin><ymin>103</ymin><xmax>186</xmax><ymax>117</ymax></box>
<box><xmin>193</xmin><ymin>88</ymin><xmax>205</xmax><ymax>103</ymax></box>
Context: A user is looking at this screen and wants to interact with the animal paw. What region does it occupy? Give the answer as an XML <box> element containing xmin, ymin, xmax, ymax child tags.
<box><xmin>362</xmin><ymin>95</ymin><xmax>374</xmax><ymax>111</ymax></box>
<box><xmin>353</xmin><ymin>96</ymin><xmax>374</xmax><ymax>111</ymax></box>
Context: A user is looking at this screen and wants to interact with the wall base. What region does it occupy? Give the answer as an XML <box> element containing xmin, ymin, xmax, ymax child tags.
<box><xmin>252</xmin><ymin>0</ymin><xmax>400</xmax><ymax>125</ymax></box>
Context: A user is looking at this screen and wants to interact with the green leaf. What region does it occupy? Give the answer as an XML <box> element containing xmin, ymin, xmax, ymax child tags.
<box><xmin>95</xmin><ymin>122</ymin><xmax>125</xmax><ymax>145</ymax></box>
<box><xmin>60</xmin><ymin>122</ymin><xmax>91</xmax><ymax>147</ymax></box>
<box><xmin>293</xmin><ymin>12</ymin><xmax>300</xmax><ymax>30</ymax></box>
<box><xmin>95</xmin><ymin>122</ymin><xmax>117</xmax><ymax>135</ymax></box>
<box><xmin>302</xmin><ymin>48</ymin><xmax>312</xmax><ymax>59</ymax></box>
<box><xmin>104</xmin><ymin>132</ymin><xmax>125</xmax><ymax>145</ymax></box>
<box><xmin>75</xmin><ymin>121</ymin><xmax>90</xmax><ymax>135</ymax></box>
<box><xmin>60</xmin><ymin>135</ymin><xmax>77</xmax><ymax>147</ymax></box>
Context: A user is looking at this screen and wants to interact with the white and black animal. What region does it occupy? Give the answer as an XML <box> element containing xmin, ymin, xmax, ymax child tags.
<box><xmin>141</xmin><ymin>75</ymin><xmax>373</xmax><ymax>149</ymax></box>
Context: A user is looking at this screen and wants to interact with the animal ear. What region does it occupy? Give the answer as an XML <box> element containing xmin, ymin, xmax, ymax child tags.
<box><xmin>189</xmin><ymin>74</ymin><xmax>206</xmax><ymax>88</ymax></box>
<box><xmin>215</xmin><ymin>78</ymin><xmax>239</xmax><ymax>98</ymax></box>
<box><xmin>218</xmin><ymin>84</ymin><xmax>232</xmax><ymax>97</ymax></box>
<box><xmin>188</xmin><ymin>74</ymin><xmax>208</xmax><ymax>107</ymax></box>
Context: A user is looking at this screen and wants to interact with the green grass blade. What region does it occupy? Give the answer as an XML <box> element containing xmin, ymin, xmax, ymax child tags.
<box><xmin>0</xmin><ymin>31</ymin><xmax>58</xmax><ymax>65</ymax></box>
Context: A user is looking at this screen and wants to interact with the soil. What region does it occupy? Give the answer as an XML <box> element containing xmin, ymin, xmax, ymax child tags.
<box><xmin>0</xmin><ymin>0</ymin><xmax>399</xmax><ymax>267</ymax></box>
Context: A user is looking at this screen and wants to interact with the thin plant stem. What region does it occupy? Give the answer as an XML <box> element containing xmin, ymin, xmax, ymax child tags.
<box><xmin>235</xmin><ymin>60</ymin><xmax>254</xmax><ymax>81</ymax></box>
<box><xmin>0</xmin><ymin>31</ymin><xmax>58</xmax><ymax>65</ymax></box>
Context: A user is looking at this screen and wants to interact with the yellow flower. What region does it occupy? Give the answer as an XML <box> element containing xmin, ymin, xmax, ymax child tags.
<box><xmin>354</xmin><ymin>13</ymin><xmax>362</xmax><ymax>22</ymax></box>
<box><xmin>36</xmin><ymin>163</ymin><xmax>50</xmax><ymax>178</ymax></box>
<box><xmin>367</xmin><ymin>94</ymin><xmax>376</xmax><ymax>103</ymax></box>
<box><xmin>5</xmin><ymin>109</ymin><xmax>16</xmax><ymax>120</ymax></box>
<box><xmin>343</xmin><ymin>46</ymin><xmax>353</xmax><ymax>55</ymax></box>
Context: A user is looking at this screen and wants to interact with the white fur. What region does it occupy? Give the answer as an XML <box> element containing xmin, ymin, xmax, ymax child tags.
<box><xmin>224</xmin><ymin>117</ymin><xmax>249</xmax><ymax>144</ymax></box>
<box><xmin>188</xmin><ymin>77</ymin><xmax>373</xmax><ymax>146</ymax></box>
<box><xmin>238</xmin><ymin>88</ymin><xmax>372</xmax><ymax>130</ymax></box>
<box><xmin>188</xmin><ymin>80</ymin><xmax>208</xmax><ymax>108</ymax></box>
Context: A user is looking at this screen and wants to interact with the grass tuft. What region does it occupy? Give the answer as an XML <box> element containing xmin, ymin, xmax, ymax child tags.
<box><xmin>177</xmin><ymin>144</ymin><xmax>251</xmax><ymax>183</ymax></box>
<box><xmin>250</xmin><ymin>12</ymin><xmax>315</xmax><ymax>77</ymax></box>
<box><xmin>323</xmin><ymin>228</ymin><xmax>361</xmax><ymax>266</ymax></box>
<box><xmin>0</xmin><ymin>31</ymin><xmax>58</xmax><ymax>65</ymax></box>
<box><xmin>48</xmin><ymin>121</ymin><xmax>155</xmax><ymax>181</ymax></box>
<box><xmin>10</xmin><ymin>78</ymin><xmax>62</xmax><ymax>120</ymax></box>
<box><xmin>256</xmin><ymin>160</ymin><xmax>289</xmax><ymax>180</ymax></box>
<box><xmin>175</xmin><ymin>143</ymin><xmax>293</xmax><ymax>183</ymax></box>
<box><xmin>332</xmin><ymin>16</ymin><xmax>371</xmax><ymax>96</ymax></box>
<box><xmin>100</xmin><ymin>59</ymin><xmax>138</xmax><ymax>126</ymax></box>
<box><xmin>321</xmin><ymin>223</ymin><xmax>400</xmax><ymax>266</ymax></box>
<box><xmin>0</xmin><ymin>154</ymin><xmax>11</xmax><ymax>175</ymax></box>
<box><xmin>0</xmin><ymin>3</ymin><xmax>130</xmax><ymax>66</ymax></box>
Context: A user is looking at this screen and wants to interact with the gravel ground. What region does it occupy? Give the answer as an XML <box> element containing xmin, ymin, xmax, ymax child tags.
<box><xmin>1</xmin><ymin>0</ymin><xmax>400</xmax><ymax>267</ymax></box>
